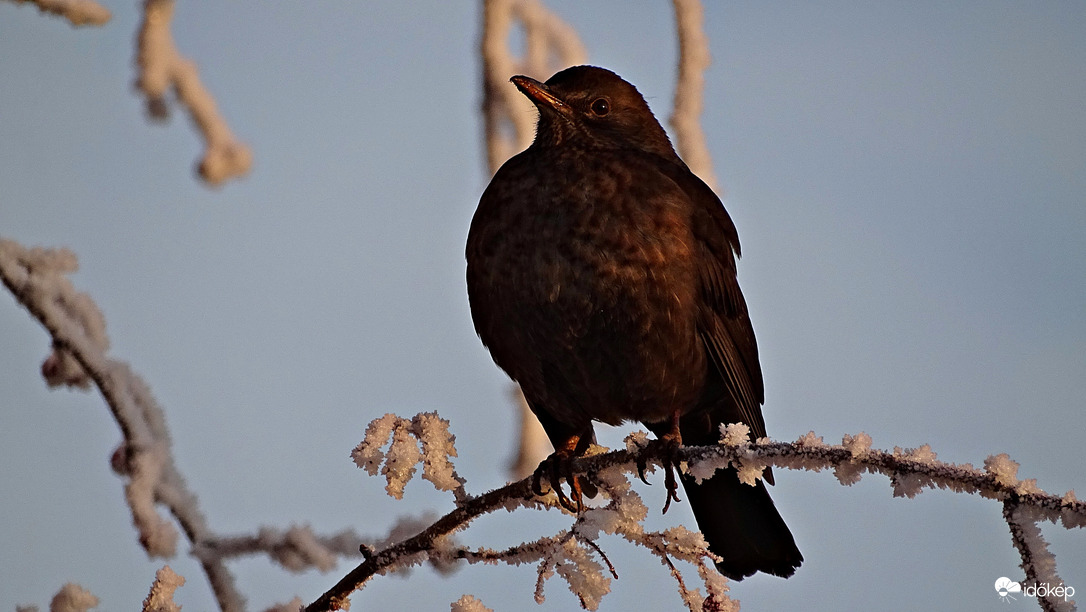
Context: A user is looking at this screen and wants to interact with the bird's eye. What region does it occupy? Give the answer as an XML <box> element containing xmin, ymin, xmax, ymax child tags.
<box><xmin>590</xmin><ymin>98</ymin><xmax>610</xmax><ymax>116</ymax></box>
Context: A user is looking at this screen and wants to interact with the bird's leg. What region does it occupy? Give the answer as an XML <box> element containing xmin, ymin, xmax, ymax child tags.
<box><xmin>532</xmin><ymin>430</ymin><xmax>594</xmax><ymax>513</ymax></box>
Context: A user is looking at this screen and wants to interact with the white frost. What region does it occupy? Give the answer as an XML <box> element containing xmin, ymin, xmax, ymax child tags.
<box><xmin>450</xmin><ymin>594</ymin><xmax>493</xmax><ymax>612</ymax></box>
<box><xmin>842</xmin><ymin>432</ymin><xmax>873</xmax><ymax>457</ymax></box>
<box><xmin>795</xmin><ymin>431</ymin><xmax>826</xmax><ymax>447</ymax></box>
<box><xmin>624</xmin><ymin>430</ymin><xmax>652</xmax><ymax>452</ymax></box>
<box><xmin>383</xmin><ymin>423</ymin><xmax>423</xmax><ymax>500</ymax></box>
<box><xmin>48</xmin><ymin>584</ymin><xmax>98</xmax><ymax>612</ymax></box>
<box><xmin>353</xmin><ymin>412</ymin><xmax>465</xmax><ymax>500</ymax></box>
<box><xmin>412</xmin><ymin>412</ymin><xmax>461</xmax><ymax>492</ymax></box>
<box><xmin>735</xmin><ymin>459</ymin><xmax>767</xmax><ymax>487</ymax></box>
<box><xmin>352</xmin><ymin>413</ymin><xmax>398</xmax><ymax>474</ymax></box>
<box><xmin>718</xmin><ymin>422</ymin><xmax>750</xmax><ymax>446</ymax></box>
<box><xmin>985</xmin><ymin>453</ymin><xmax>1021</xmax><ymax>488</ymax></box>
<box><xmin>141</xmin><ymin>565</ymin><xmax>185</xmax><ymax>612</ymax></box>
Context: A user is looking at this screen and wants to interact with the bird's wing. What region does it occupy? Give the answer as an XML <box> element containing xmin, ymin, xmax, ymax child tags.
<box><xmin>655</xmin><ymin>157</ymin><xmax>767</xmax><ymax>441</ymax></box>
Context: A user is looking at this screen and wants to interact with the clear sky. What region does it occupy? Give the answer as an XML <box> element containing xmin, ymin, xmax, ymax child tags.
<box><xmin>1</xmin><ymin>2</ymin><xmax>1084</xmax><ymax>611</ymax></box>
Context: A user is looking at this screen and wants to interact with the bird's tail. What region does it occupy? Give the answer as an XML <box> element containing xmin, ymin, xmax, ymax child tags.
<box><xmin>679</xmin><ymin>466</ymin><xmax>803</xmax><ymax>580</ymax></box>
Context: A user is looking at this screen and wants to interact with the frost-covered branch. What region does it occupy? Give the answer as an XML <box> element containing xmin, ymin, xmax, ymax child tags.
<box><xmin>685</xmin><ymin>426</ymin><xmax>1083</xmax><ymax>611</ymax></box>
<box><xmin>194</xmin><ymin>527</ymin><xmax>364</xmax><ymax>574</ymax></box>
<box><xmin>693</xmin><ymin>427</ymin><xmax>1084</xmax><ymax>526</ymax></box>
<box><xmin>440</xmin><ymin>464</ymin><xmax>732</xmax><ymax>611</ymax></box>
<box><xmin>311</xmin><ymin>426</ymin><xmax>736</xmax><ymax>612</ymax></box>
<box><xmin>1005</xmin><ymin>501</ymin><xmax>1074</xmax><ymax>612</ymax></box>
<box><xmin>0</xmin><ymin>238</ymin><xmax>243</xmax><ymax>610</ymax></box>
<box><xmin>135</xmin><ymin>0</ymin><xmax>252</xmax><ymax>185</ymax></box>
<box><xmin>7</xmin><ymin>235</ymin><xmax>1078</xmax><ymax>611</ymax></box>
<box><xmin>3</xmin><ymin>0</ymin><xmax>110</xmax><ymax>26</ymax></box>
<box><xmin>309</xmin><ymin>413</ymin><xmax>1082</xmax><ymax>611</ymax></box>
<box><xmin>23</xmin><ymin>566</ymin><xmax>200</xmax><ymax>612</ymax></box>
<box><xmin>0</xmin><ymin>239</ymin><xmax>360</xmax><ymax>611</ymax></box>
<box><xmin>669</xmin><ymin>0</ymin><xmax>718</xmax><ymax>191</ymax></box>
<box><xmin>305</xmin><ymin>471</ymin><xmax>538</xmax><ymax>611</ymax></box>
<box><xmin>6</xmin><ymin>0</ymin><xmax>248</xmax><ymax>184</ymax></box>
<box><xmin>480</xmin><ymin>0</ymin><xmax>587</xmax><ymax>175</ymax></box>
<box><xmin>307</xmin><ymin>414</ymin><xmax>731</xmax><ymax>611</ymax></box>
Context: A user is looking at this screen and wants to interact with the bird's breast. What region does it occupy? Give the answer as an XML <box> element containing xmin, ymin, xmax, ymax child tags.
<box><xmin>468</xmin><ymin>151</ymin><xmax>707</xmax><ymax>425</ymax></box>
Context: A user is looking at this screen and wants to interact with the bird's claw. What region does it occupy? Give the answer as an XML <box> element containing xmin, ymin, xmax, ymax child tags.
<box><xmin>662</xmin><ymin>457</ymin><xmax>681</xmax><ymax>514</ymax></box>
<box><xmin>532</xmin><ymin>453</ymin><xmax>585</xmax><ymax>513</ymax></box>
<box><xmin>660</xmin><ymin>437</ymin><xmax>684</xmax><ymax>514</ymax></box>
<box><xmin>637</xmin><ymin>436</ymin><xmax>683</xmax><ymax>514</ymax></box>
<box><xmin>636</xmin><ymin>454</ymin><xmax>652</xmax><ymax>486</ymax></box>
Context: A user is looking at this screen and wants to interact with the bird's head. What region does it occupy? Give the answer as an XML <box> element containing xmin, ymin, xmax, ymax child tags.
<box><xmin>511</xmin><ymin>65</ymin><xmax>676</xmax><ymax>159</ymax></box>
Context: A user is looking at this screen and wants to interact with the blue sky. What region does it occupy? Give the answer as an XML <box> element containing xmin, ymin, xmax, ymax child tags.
<box><xmin>2</xmin><ymin>2</ymin><xmax>1084</xmax><ymax>611</ymax></box>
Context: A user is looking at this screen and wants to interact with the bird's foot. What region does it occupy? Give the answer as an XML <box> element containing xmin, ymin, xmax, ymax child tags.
<box><xmin>532</xmin><ymin>452</ymin><xmax>587</xmax><ymax>513</ymax></box>
<box><xmin>658</xmin><ymin>435</ymin><xmax>683</xmax><ymax>514</ymax></box>
<box><xmin>635</xmin><ymin>422</ymin><xmax>683</xmax><ymax>514</ymax></box>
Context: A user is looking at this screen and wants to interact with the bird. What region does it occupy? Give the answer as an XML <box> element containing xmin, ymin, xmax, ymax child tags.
<box><xmin>465</xmin><ymin>65</ymin><xmax>802</xmax><ymax>580</ymax></box>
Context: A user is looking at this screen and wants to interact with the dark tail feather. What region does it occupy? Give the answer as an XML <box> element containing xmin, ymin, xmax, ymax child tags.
<box><xmin>680</xmin><ymin>466</ymin><xmax>803</xmax><ymax>580</ymax></box>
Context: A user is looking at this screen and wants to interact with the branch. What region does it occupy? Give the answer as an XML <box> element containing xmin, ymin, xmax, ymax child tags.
<box><xmin>480</xmin><ymin>0</ymin><xmax>587</xmax><ymax>175</ymax></box>
<box><xmin>135</xmin><ymin>0</ymin><xmax>252</xmax><ymax>185</ymax></box>
<box><xmin>194</xmin><ymin>527</ymin><xmax>364</xmax><ymax>573</ymax></box>
<box><xmin>699</xmin><ymin>429</ymin><xmax>1084</xmax><ymax>521</ymax></box>
<box><xmin>308</xmin><ymin>416</ymin><xmax>1082</xmax><ymax>611</ymax></box>
<box><xmin>311</xmin><ymin>427</ymin><xmax>717</xmax><ymax>611</ymax></box>
<box><xmin>1004</xmin><ymin>501</ymin><xmax>1075</xmax><ymax>612</ymax></box>
<box><xmin>305</xmin><ymin>476</ymin><xmax>537</xmax><ymax>611</ymax></box>
<box><xmin>0</xmin><ymin>239</ymin><xmax>246</xmax><ymax>611</ymax></box>
<box><xmin>3</xmin><ymin>0</ymin><xmax>110</xmax><ymax>26</ymax></box>
<box><xmin>1</xmin><ymin>239</ymin><xmax>364</xmax><ymax>611</ymax></box>
<box><xmin>669</xmin><ymin>0</ymin><xmax>718</xmax><ymax>191</ymax></box>
<box><xmin>304</xmin><ymin>427</ymin><xmax>737</xmax><ymax>610</ymax></box>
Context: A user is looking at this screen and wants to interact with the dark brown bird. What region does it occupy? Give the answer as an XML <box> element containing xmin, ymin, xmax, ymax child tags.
<box><xmin>466</xmin><ymin>65</ymin><xmax>802</xmax><ymax>580</ymax></box>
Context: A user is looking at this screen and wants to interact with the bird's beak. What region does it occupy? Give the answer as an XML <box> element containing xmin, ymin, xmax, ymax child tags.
<box><xmin>511</xmin><ymin>75</ymin><xmax>570</xmax><ymax>114</ymax></box>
